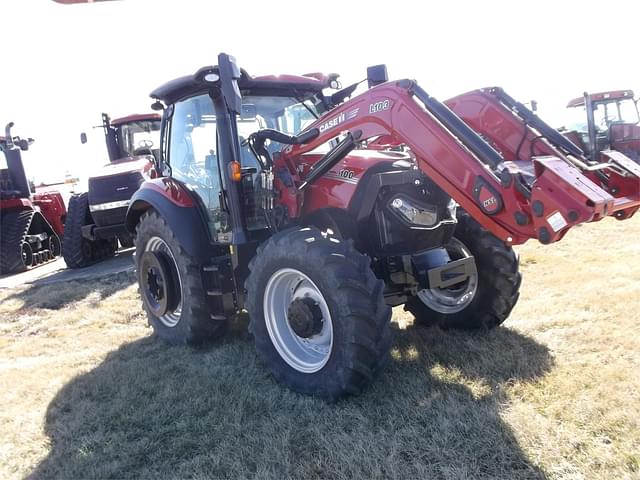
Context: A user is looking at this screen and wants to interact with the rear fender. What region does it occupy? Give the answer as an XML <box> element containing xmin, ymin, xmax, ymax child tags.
<box><xmin>125</xmin><ymin>178</ymin><xmax>214</xmax><ymax>262</ymax></box>
<box><xmin>32</xmin><ymin>191</ymin><xmax>66</xmax><ymax>236</ymax></box>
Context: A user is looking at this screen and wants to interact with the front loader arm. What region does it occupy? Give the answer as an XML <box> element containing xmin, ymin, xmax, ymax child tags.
<box><xmin>281</xmin><ymin>80</ymin><xmax>639</xmax><ymax>245</ymax></box>
<box><xmin>446</xmin><ymin>87</ymin><xmax>640</xmax><ymax>223</ymax></box>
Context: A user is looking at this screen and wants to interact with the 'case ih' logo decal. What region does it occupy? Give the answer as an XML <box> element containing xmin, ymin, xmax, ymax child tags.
<box><xmin>369</xmin><ymin>99</ymin><xmax>390</xmax><ymax>114</ymax></box>
<box><xmin>482</xmin><ymin>196</ymin><xmax>497</xmax><ymax>209</ymax></box>
<box><xmin>318</xmin><ymin>108</ymin><xmax>359</xmax><ymax>133</ymax></box>
<box><xmin>473</xmin><ymin>177</ymin><xmax>503</xmax><ymax>215</ymax></box>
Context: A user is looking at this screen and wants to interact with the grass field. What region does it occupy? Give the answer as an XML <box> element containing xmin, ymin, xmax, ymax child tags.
<box><xmin>1</xmin><ymin>217</ymin><xmax>639</xmax><ymax>479</ymax></box>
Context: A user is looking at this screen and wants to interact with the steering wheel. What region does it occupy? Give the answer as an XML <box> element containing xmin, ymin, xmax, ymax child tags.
<box><xmin>138</xmin><ymin>139</ymin><xmax>154</xmax><ymax>149</ymax></box>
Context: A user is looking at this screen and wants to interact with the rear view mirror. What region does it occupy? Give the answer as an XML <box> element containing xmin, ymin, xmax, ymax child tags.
<box><xmin>80</xmin><ymin>132</ymin><xmax>87</xmax><ymax>144</ymax></box>
<box><xmin>367</xmin><ymin>64</ymin><xmax>388</xmax><ymax>88</ymax></box>
<box><xmin>17</xmin><ymin>139</ymin><xmax>30</xmax><ymax>151</ymax></box>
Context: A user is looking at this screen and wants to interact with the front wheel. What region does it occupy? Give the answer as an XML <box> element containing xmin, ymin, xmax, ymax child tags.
<box><xmin>245</xmin><ymin>227</ymin><xmax>392</xmax><ymax>400</ymax></box>
<box><xmin>405</xmin><ymin>211</ymin><xmax>521</xmax><ymax>330</ymax></box>
<box><xmin>135</xmin><ymin>209</ymin><xmax>226</xmax><ymax>344</ymax></box>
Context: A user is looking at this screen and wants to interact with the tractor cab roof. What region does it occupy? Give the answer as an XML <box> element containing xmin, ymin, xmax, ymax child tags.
<box><xmin>111</xmin><ymin>113</ymin><xmax>161</xmax><ymax>126</ymax></box>
<box><xmin>151</xmin><ymin>67</ymin><xmax>338</xmax><ymax>105</ymax></box>
<box><xmin>567</xmin><ymin>90</ymin><xmax>635</xmax><ymax>108</ymax></box>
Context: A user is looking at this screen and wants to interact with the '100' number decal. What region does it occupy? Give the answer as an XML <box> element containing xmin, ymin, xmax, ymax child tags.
<box><xmin>369</xmin><ymin>99</ymin><xmax>390</xmax><ymax>114</ymax></box>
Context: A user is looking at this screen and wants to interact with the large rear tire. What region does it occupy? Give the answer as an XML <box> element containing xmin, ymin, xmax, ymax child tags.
<box><xmin>405</xmin><ymin>211</ymin><xmax>521</xmax><ymax>330</ymax></box>
<box><xmin>245</xmin><ymin>227</ymin><xmax>392</xmax><ymax>400</ymax></box>
<box><xmin>62</xmin><ymin>193</ymin><xmax>116</xmax><ymax>268</ymax></box>
<box><xmin>135</xmin><ymin>209</ymin><xmax>226</xmax><ymax>345</ymax></box>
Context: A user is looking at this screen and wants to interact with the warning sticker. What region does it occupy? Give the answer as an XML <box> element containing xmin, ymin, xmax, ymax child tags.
<box><xmin>547</xmin><ymin>211</ymin><xmax>568</xmax><ymax>232</ymax></box>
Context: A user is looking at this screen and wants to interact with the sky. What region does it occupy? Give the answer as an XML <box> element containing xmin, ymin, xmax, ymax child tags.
<box><xmin>1</xmin><ymin>0</ymin><xmax>639</xmax><ymax>184</ymax></box>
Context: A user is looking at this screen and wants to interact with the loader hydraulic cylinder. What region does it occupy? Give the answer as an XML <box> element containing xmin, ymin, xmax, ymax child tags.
<box><xmin>409</xmin><ymin>83</ymin><xmax>504</xmax><ymax>169</ymax></box>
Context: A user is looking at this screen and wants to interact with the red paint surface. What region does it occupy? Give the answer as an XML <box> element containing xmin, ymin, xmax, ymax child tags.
<box><xmin>567</xmin><ymin>90</ymin><xmax>635</xmax><ymax>108</ymax></box>
<box><xmin>33</xmin><ymin>191</ymin><xmax>66</xmax><ymax>236</ymax></box>
<box><xmin>272</xmin><ymin>82</ymin><xmax>639</xmax><ymax>245</ymax></box>
<box><xmin>111</xmin><ymin>113</ymin><xmax>161</xmax><ymax>126</ymax></box>
<box><xmin>139</xmin><ymin>177</ymin><xmax>195</xmax><ymax>207</ymax></box>
<box><xmin>609</xmin><ymin>123</ymin><xmax>640</xmax><ymax>159</ymax></box>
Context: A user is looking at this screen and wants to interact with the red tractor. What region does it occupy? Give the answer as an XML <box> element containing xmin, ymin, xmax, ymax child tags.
<box><xmin>0</xmin><ymin>123</ymin><xmax>66</xmax><ymax>274</ymax></box>
<box><xmin>124</xmin><ymin>54</ymin><xmax>639</xmax><ymax>399</ymax></box>
<box><xmin>562</xmin><ymin>89</ymin><xmax>640</xmax><ymax>163</ymax></box>
<box><xmin>62</xmin><ymin>112</ymin><xmax>160</xmax><ymax>268</ymax></box>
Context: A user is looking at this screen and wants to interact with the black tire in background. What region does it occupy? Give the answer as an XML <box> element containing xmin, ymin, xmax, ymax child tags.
<box><xmin>245</xmin><ymin>227</ymin><xmax>392</xmax><ymax>400</ymax></box>
<box><xmin>117</xmin><ymin>232</ymin><xmax>135</xmax><ymax>249</ymax></box>
<box><xmin>134</xmin><ymin>209</ymin><xmax>226</xmax><ymax>344</ymax></box>
<box><xmin>0</xmin><ymin>210</ymin><xmax>34</xmax><ymax>274</ymax></box>
<box><xmin>405</xmin><ymin>211</ymin><xmax>521</xmax><ymax>330</ymax></box>
<box><xmin>62</xmin><ymin>193</ymin><xmax>116</xmax><ymax>268</ymax></box>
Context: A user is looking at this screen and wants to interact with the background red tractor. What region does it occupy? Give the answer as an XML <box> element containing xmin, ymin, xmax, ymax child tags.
<box><xmin>62</xmin><ymin>112</ymin><xmax>160</xmax><ymax>268</ymax></box>
<box><xmin>0</xmin><ymin>123</ymin><xmax>66</xmax><ymax>274</ymax></box>
<box><xmin>124</xmin><ymin>54</ymin><xmax>639</xmax><ymax>399</ymax></box>
<box><xmin>562</xmin><ymin>90</ymin><xmax>640</xmax><ymax>163</ymax></box>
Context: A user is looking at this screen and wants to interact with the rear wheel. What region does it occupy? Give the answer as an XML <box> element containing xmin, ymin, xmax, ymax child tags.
<box><xmin>135</xmin><ymin>209</ymin><xmax>226</xmax><ymax>344</ymax></box>
<box><xmin>405</xmin><ymin>211</ymin><xmax>521</xmax><ymax>329</ymax></box>
<box><xmin>245</xmin><ymin>227</ymin><xmax>392</xmax><ymax>400</ymax></box>
<box><xmin>63</xmin><ymin>193</ymin><xmax>116</xmax><ymax>268</ymax></box>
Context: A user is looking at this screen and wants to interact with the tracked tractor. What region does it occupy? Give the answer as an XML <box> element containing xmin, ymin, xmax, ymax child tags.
<box><xmin>0</xmin><ymin>123</ymin><xmax>65</xmax><ymax>274</ymax></box>
<box><xmin>63</xmin><ymin>113</ymin><xmax>160</xmax><ymax>268</ymax></box>
<box><xmin>561</xmin><ymin>90</ymin><xmax>640</xmax><ymax>163</ymax></box>
<box><xmin>125</xmin><ymin>54</ymin><xmax>640</xmax><ymax>399</ymax></box>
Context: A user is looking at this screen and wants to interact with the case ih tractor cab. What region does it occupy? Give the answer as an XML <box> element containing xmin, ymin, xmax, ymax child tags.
<box><xmin>0</xmin><ymin>123</ymin><xmax>65</xmax><ymax>274</ymax></box>
<box><xmin>63</xmin><ymin>113</ymin><xmax>160</xmax><ymax>268</ymax></box>
<box><xmin>562</xmin><ymin>90</ymin><xmax>640</xmax><ymax>163</ymax></box>
<box><xmin>126</xmin><ymin>53</ymin><xmax>640</xmax><ymax>399</ymax></box>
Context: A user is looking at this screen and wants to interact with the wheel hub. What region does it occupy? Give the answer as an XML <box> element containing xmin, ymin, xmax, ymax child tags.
<box><xmin>416</xmin><ymin>237</ymin><xmax>478</xmax><ymax>314</ymax></box>
<box><xmin>287</xmin><ymin>297</ymin><xmax>324</xmax><ymax>338</ymax></box>
<box><xmin>147</xmin><ymin>267</ymin><xmax>164</xmax><ymax>302</ymax></box>
<box><xmin>140</xmin><ymin>250</ymin><xmax>178</xmax><ymax>317</ymax></box>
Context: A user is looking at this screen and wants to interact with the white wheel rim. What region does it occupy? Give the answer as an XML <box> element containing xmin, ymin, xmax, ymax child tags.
<box><xmin>144</xmin><ymin>236</ymin><xmax>183</xmax><ymax>327</ymax></box>
<box><xmin>416</xmin><ymin>238</ymin><xmax>478</xmax><ymax>314</ymax></box>
<box><xmin>263</xmin><ymin>268</ymin><xmax>333</xmax><ymax>373</ymax></box>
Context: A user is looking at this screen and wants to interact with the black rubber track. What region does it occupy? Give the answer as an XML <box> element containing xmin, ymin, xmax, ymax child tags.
<box><xmin>245</xmin><ymin>226</ymin><xmax>392</xmax><ymax>400</ymax></box>
<box><xmin>135</xmin><ymin>209</ymin><xmax>226</xmax><ymax>345</ymax></box>
<box><xmin>405</xmin><ymin>211</ymin><xmax>521</xmax><ymax>330</ymax></box>
<box><xmin>0</xmin><ymin>210</ymin><xmax>34</xmax><ymax>274</ymax></box>
<box><xmin>62</xmin><ymin>193</ymin><xmax>116</xmax><ymax>268</ymax></box>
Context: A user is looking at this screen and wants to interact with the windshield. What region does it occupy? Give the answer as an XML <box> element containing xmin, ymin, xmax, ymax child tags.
<box><xmin>116</xmin><ymin>120</ymin><xmax>161</xmax><ymax>157</ymax></box>
<box><xmin>241</xmin><ymin>95</ymin><xmax>319</xmax><ymax>136</ymax></box>
<box><xmin>564</xmin><ymin>106</ymin><xmax>589</xmax><ymax>133</ymax></box>
<box><xmin>565</xmin><ymin>98</ymin><xmax>639</xmax><ymax>134</ymax></box>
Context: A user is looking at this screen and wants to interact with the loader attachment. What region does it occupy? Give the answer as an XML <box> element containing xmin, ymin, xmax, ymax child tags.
<box><xmin>445</xmin><ymin>86</ymin><xmax>640</xmax><ymax>229</ymax></box>
<box><xmin>282</xmin><ymin>81</ymin><xmax>639</xmax><ymax>245</ymax></box>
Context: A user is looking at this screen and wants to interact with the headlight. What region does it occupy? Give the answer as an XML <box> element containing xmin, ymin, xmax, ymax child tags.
<box><xmin>390</xmin><ymin>196</ymin><xmax>438</xmax><ymax>227</ymax></box>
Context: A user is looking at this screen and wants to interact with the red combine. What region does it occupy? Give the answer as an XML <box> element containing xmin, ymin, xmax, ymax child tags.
<box><xmin>0</xmin><ymin>123</ymin><xmax>66</xmax><ymax>274</ymax></box>
<box><xmin>62</xmin><ymin>113</ymin><xmax>160</xmax><ymax>268</ymax></box>
<box><xmin>562</xmin><ymin>89</ymin><xmax>640</xmax><ymax>163</ymax></box>
<box><xmin>123</xmin><ymin>54</ymin><xmax>639</xmax><ymax>399</ymax></box>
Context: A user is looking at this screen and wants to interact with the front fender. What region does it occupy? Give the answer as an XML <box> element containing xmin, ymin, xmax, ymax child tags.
<box><xmin>125</xmin><ymin>179</ymin><xmax>214</xmax><ymax>261</ymax></box>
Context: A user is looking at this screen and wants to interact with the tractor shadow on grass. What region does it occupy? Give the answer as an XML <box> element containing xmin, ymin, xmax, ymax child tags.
<box><xmin>30</xmin><ymin>316</ymin><xmax>552</xmax><ymax>480</ymax></box>
<box><xmin>2</xmin><ymin>270</ymin><xmax>136</xmax><ymax>311</ymax></box>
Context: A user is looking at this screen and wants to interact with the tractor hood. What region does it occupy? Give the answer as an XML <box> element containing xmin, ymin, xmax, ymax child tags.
<box><xmin>89</xmin><ymin>156</ymin><xmax>154</xmax><ymax>181</ymax></box>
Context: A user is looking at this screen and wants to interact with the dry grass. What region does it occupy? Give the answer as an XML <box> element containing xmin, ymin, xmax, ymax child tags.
<box><xmin>0</xmin><ymin>217</ymin><xmax>639</xmax><ymax>479</ymax></box>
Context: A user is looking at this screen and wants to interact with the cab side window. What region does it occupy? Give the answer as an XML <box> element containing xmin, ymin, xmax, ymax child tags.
<box><xmin>168</xmin><ymin>94</ymin><xmax>229</xmax><ymax>239</ymax></box>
